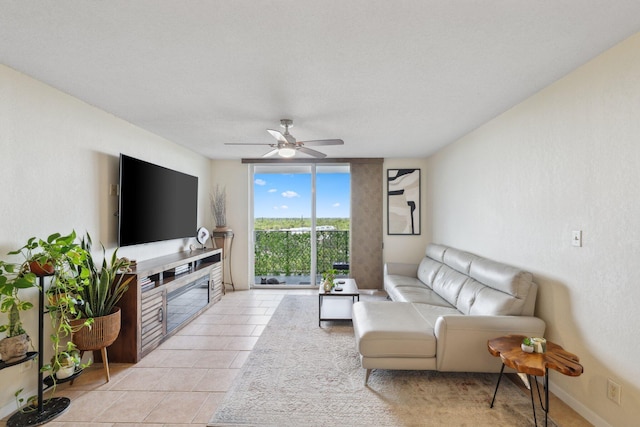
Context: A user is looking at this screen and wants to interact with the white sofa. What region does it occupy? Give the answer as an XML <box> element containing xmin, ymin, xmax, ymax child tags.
<box><xmin>352</xmin><ymin>243</ymin><xmax>546</xmax><ymax>383</ymax></box>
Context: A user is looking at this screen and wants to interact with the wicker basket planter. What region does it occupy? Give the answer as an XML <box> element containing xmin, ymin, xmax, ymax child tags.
<box><xmin>71</xmin><ymin>307</ymin><xmax>121</xmax><ymax>382</ymax></box>
<box><xmin>71</xmin><ymin>307</ymin><xmax>121</xmax><ymax>351</ymax></box>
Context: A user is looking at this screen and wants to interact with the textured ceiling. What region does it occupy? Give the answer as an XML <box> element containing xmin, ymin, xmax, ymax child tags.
<box><xmin>1</xmin><ymin>1</ymin><xmax>640</xmax><ymax>159</ymax></box>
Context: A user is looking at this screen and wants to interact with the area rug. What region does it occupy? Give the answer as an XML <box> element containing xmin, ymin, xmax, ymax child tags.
<box><xmin>209</xmin><ymin>295</ymin><xmax>553</xmax><ymax>427</ymax></box>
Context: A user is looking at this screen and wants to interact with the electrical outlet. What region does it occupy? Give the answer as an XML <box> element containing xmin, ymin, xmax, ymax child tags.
<box><xmin>607</xmin><ymin>378</ymin><xmax>621</xmax><ymax>405</ymax></box>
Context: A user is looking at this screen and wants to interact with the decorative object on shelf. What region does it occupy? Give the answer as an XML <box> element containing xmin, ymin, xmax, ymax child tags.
<box><xmin>521</xmin><ymin>337</ymin><xmax>534</xmax><ymax>353</ymax></box>
<box><xmin>196</xmin><ymin>226</ymin><xmax>210</xmax><ymax>248</ymax></box>
<box><xmin>387</xmin><ymin>168</ymin><xmax>421</xmax><ymax>235</ymax></box>
<box><xmin>0</xmin><ymin>307</ymin><xmax>31</xmax><ymax>363</ymax></box>
<box><xmin>531</xmin><ymin>337</ymin><xmax>547</xmax><ymax>353</ymax></box>
<box><xmin>0</xmin><ymin>261</ymin><xmax>36</xmax><ymax>363</ymax></box>
<box><xmin>212</xmin><ymin>229</ymin><xmax>235</xmax><ymax>292</ymax></box>
<box><xmin>322</xmin><ymin>269</ymin><xmax>337</xmax><ymax>293</ymax></box>
<box><xmin>70</xmin><ymin>233</ymin><xmax>133</xmax><ymax>382</ymax></box>
<box><xmin>210</xmin><ymin>184</ymin><xmax>228</xmax><ymax>230</ymax></box>
<box><xmin>51</xmin><ymin>349</ymin><xmax>81</xmax><ymax>379</ymax></box>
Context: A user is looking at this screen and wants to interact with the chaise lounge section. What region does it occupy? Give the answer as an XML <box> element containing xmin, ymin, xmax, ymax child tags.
<box><xmin>353</xmin><ymin>243</ymin><xmax>546</xmax><ymax>383</ymax></box>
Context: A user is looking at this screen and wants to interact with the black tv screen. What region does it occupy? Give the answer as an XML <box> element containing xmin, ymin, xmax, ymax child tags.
<box><xmin>118</xmin><ymin>154</ymin><xmax>198</xmax><ymax>246</ymax></box>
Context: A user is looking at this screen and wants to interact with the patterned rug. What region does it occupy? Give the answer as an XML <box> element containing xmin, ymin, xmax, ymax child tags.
<box><xmin>209</xmin><ymin>295</ymin><xmax>553</xmax><ymax>427</ymax></box>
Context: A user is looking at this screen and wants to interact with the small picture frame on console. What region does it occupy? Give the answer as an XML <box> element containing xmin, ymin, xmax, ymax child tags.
<box><xmin>387</xmin><ymin>168</ymin><xmax>420</xmax><ymax>235</ymax></box>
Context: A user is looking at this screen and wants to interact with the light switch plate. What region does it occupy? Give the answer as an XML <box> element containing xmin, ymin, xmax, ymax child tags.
<box><xmin>572</xmin><ymin>230</ymin><xmax>582</xmax><ymax>247</ymax></box>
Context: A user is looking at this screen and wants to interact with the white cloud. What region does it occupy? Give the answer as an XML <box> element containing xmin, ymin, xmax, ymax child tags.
<box><xmin>255</xmin><ymin>179</ymin><xmax>266</xmax><ymax>186</ymax></box>
<box><xmin>281</xmin><ymin>190</ymin><xmax>300</xmax><ymax>198</ymax></box>
<box><xmin>268</xmin><ymin>188</ymin><xmax>277</xmax><ymax>193</ymax></box>
<box><xmin>332</xmin><ymin>202</ymin><xmax>340</xmax><ymax>208</ymax></box>
<box><xmin>280</xmin><ymin>205</ymin><xmax>288</xmax><ymax>209</ymax></box>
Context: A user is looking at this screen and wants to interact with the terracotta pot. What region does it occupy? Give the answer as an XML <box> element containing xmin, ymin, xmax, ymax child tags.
<box><xmin>29</xmin><ymin>260</ymin><xmax>54</xmax><ymax>276</ymax></box>
<box><xmin>71</xmin><ymin>307</ymin><xmax>121</xmax><ymax>351</ymax></box>
<box><xmin>0</xmin><ymin>334</ymin><xmax>30</xmax><ymax>363</ymax></box>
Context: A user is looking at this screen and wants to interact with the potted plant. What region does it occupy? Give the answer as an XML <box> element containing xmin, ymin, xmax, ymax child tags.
<box><xmin>0</xmin><ymin>261</ymin><xmax>36</xmax><ymax>362</ymax></box>
<box><xmin>70</xmin><ymin>233</ymin><xmax>133</xmax><ymax>381</ymax></box>
<box><xmin>10</xmin><ymin>231</ymin><xmax>91</xmax><ymax>386</ymax></box>
<box><xmin>210</xmin><ymin>184</ymin><xmax>228</xmax><ymax>230</ymax></box>
<box><xmin>521</xmin><ymin>337</ymin><xmax>534</xmax><ymax>353</ymax></box>
<box><xmin>9</xmin><ymin>232</ymin><xmax>88</xmax><ymax>277</ymax></box>
<box><xmin>321</xmin><ymin>269</ymin><xmax>337</xmax><ymax>293</ymax></box>
<box><xmin>49</xmin><ymin>345</ymin><xmax>81</xmax><ymax>379</ymax></box>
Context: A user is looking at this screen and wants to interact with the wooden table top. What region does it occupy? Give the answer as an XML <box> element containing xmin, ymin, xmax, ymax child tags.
<box><xmin>488</xmin><ymin>335</ymin><xmax>583</xmax><ymax>377</ymax></box>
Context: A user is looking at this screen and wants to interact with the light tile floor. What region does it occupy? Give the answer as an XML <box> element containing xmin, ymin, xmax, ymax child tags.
<box><xmin>1</xmin><ymin>289</ymin><xmax>309</xmax><ymax>427</ymax></box>
<box><xmin>1</xmin><ymin>289</ymin><xmax>590</xmax><ymax>426</ymax></box>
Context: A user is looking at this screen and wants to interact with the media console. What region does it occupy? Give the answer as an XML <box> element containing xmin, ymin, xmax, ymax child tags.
<box><xmin>107</xmin><ymin>248</ymin><xmax>223</xmax><ymax>363</ymax></box>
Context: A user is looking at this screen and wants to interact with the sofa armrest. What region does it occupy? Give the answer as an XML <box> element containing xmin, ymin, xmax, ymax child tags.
<box><xmin>434</xmin><ymin>315</ymin><xmax>546</xmax><ymax>372</ymax></box>
<box><xmin>384</xmin><ymin>262</ymin><xmax>419</xmax><ymax>278</ymax></box>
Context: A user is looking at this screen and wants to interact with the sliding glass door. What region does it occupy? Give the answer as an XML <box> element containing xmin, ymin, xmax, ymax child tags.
<box><xmin>250</xmin><ymin>163</ymin><xmax>350</xmax><ymax>287</ymax></box>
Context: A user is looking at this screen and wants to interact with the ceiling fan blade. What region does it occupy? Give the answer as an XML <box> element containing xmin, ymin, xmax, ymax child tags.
<box><xmin>262</xmin><ymin>148</ymin><xmax>280</xmax><ymax>157</ymax></box>
<box><xmin>267</xmin><ymin>129</ymin><xmax>288</xmax><ymax>144</ymax></box>
<box><xmin>225</xmin><ymin>142</ymin><xmax>274</xmax><ymax>146</ymax></box>
<box><xmin>297</xmin><ymin>146</ymin><xmax>327</xmax><ymax>158</ymax></box>
<box><xmin>299</xmin><ymin>139</ymin><xmax>344</xmax><ymax>146</ymax></box>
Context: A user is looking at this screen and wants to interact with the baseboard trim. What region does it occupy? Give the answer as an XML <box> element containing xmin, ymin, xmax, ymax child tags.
<box><xmin>548</xmin><ymin>381</ymin><xmax>611</xmax><ymax>427</ymax></box>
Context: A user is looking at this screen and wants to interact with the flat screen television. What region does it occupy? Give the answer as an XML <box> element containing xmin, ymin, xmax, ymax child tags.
<box><xmin>118</xmin><ymin>154</ymin><xmax>198</xmax><ymax>246</ymax></box>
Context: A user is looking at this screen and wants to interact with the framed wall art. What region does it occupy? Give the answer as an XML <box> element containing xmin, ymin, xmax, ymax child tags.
<box><xmin>387</xmin><ymin>168</ymin><xmax>420</xmax><ymax>235</ymax></box>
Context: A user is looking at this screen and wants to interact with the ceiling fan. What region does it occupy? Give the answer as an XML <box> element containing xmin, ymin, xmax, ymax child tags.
<box><xmin>225</xmin><ymin>119</ymin><xmax>344</xmax><ymax>158</ymax></box>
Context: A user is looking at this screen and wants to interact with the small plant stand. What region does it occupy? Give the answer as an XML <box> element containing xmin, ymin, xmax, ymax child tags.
<box><xmin>212</xmin><ymin>229</ymin><xmax>235</xmax><ymax>293</ymax></box>
<box><xmin>6</xmin><ymin>275</ymin><xmax>73</xmax><ymax>427</ymax></box>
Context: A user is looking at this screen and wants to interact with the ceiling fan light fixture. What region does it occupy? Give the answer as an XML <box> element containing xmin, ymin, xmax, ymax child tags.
<box><xmin>278</xmin><ymin>147</ymin><xmax>296</xmax><ymax>158</ymax></box>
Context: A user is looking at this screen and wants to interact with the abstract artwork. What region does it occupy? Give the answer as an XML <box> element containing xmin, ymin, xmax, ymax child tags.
<box><xmin>387</xmin><ymin>169</ymin><xmax>420</xmax><ymax>235</ymax></box>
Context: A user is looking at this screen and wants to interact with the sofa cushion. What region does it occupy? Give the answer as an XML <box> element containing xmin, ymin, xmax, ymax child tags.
<box><xmin>425</xmin><ymin>243</ymin><xmax>448</xmax><ymax>262</ymax></box>
<box><xmin>388</xmin><ymin>286</ymin><xmax>453</xmax><ymax>307</ymax></box>
<box><xmin>385</xmin><ymin>274</ymin><xmax>427</xmax><ymax>291</ymax></box>
<box><xmin>353</xmin><ymin>302</ymin><xmax>436</xmax><ymax>358</ymax></box>
<box><xmin>431</xmin><ymin>265</ymin><xmax>468</xmax><ymax>307</ymax></box>
<box><xmin>416</xmin><ymin>256</ymin><xmax>442</xmax><ymax>288</ymax></box>
<box><xmin>469</xmin><ymin>257</ymin><xmax>534</xmax><ymax>308</ymax></box>
<box><xmin>412</xmin><ymin>302</ymin><xmax>461</xmax><ymax>326</ymax></box>
<box><xmin>443</xmin><ymin>247</ymin><xmax>477</xmax><ymax>274</ymax></box>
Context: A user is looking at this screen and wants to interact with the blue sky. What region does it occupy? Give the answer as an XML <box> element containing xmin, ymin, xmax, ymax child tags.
<box><xmin>254</xmin><ymin>173</ymin><xmax>350</xmax><ymax>218</ymax></box>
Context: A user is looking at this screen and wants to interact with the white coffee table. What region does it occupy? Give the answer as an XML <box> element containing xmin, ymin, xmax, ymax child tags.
<box><xmin>318</xmin><ymin>278</ymin><xmax>360</xmax><ymax>326</ymax></box>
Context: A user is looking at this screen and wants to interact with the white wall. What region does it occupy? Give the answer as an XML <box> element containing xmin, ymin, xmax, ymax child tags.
<box><xmin>210</xmin><ymin>159</ymin><xmax>250</xmax><ymax>290</ymax></box>
<box><xmin>0</xmin><ymin>65</ymin><xmax>212</xmax><ymax>418</ymax></box>
<box><xmin>426</xmin><ymin>33</ymin><xmax>640</xmax><ymax>426</ymax></box>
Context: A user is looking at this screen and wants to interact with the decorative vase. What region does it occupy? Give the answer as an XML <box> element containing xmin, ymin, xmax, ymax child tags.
<box><xmin>0</xmin><ymin>333</ymin><xmax>30</xmax><ymax>363</ymax></box>
<box><xmin>323</xmin><ymin>280</ymin><xmax>333</xmax><ymax>293</ymax></box>
<box><xmin>521</xmin><ymin>343</ymin><xmax>534</xmax><ymax>353</ymax></box>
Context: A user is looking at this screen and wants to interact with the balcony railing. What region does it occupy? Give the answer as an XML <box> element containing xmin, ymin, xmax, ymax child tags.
<box><xmin>254</xmin><ymin>230</ymin><xmax>349</xmax><ymax>283</ymax></box>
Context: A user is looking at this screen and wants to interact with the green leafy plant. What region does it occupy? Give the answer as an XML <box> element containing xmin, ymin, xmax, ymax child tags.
<box><xmin>0</xmin><ymin>261</ymin><xmax>36</xmax><ymax>338</ymax></box>
<box><xmin>522</xmin><ymin>337</ymin><xmax>533</xmax><ymax>346</ymax></box>
<box><xmin>14</xmin><ymin>388</ymin><xmax>38</xmax><ymax>414</ymax></box>
<box><xmin>77</xmin><ymin>233</ymin><xmax>133</xmax><ymax>318</ymax></box>
<box><xmin>322</xmin><ymin>268</ymin><xmax>337</xmax><ymax>284</ymax></box>
<box><xmin>43</xmin><ymin>342</ymin><xmax>82</xmax><ymax>374</ymax></box>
